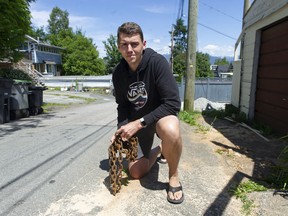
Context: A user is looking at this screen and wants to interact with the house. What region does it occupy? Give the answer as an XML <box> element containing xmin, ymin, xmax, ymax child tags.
<box><xmin>19</xmin><ymin>35</ymin><xmax>64</xmax><ymax>76</ymax></box>
<box><xmin>211</xmin><ymin>64</ymin><xmax>233</xmax><ymax>78</ymax></box>
<box><xmin>231</xmin><ymin>0</ymin><xmax>288</xmax><ymax>134</ymax></box>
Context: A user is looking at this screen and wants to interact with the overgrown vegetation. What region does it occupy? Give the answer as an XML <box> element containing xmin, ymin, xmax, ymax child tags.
<box><xmin>231</xmin><ymin>180</ymin><xmax>267</xmax><ymax>216</ymax></box>
<box><xmin>0</xmin><ymin>68</ymin><xmax>32</xmax><ymax>82</ymax></box>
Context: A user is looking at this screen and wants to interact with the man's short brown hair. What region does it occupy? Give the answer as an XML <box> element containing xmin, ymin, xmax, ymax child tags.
<box><xmin>117</xmin><ymin>22</ymin><xmax>144</xmax><ymax>44</ymax></box>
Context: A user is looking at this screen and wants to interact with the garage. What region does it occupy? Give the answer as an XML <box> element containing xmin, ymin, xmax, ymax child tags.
<box><xmin>255</xmin><ymin>18</ymin><xmax>288</xmax><ymax>134</ymax></box>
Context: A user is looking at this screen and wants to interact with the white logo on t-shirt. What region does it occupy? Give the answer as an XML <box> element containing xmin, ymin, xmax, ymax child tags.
<box><xmin>127</xmin><ymin>81</ymin><xmax>147</xmax><ymax>109</ymax></box>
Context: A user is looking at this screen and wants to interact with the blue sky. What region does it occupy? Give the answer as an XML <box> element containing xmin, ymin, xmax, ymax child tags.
<box><xmin>30</xmin><ymin>0</ymin><xmax>245</xmax><ymax>58</ymax></box>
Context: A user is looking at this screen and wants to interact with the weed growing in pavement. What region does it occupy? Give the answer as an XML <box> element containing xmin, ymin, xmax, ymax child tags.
<box><xmin>215</xmin><ymin>148</ymin><xmax>234</xmax><ymax>157</ymax></box>
<box><xmin>179</xmin><ymin>111</ymin><xmax>210</xmax><ymax>133</ymax></box>
<box><xmin>179</xmin><ymin>110</ymin><xmax>199</xmax><ymax>126</ymax></box>
<box><xmin>215</xmin><ymin>149</ymin><xmax>225</xmax><ymax>155</ymax></box>
<box><xmin>267</xmin><ymin>145</ymin><xmax>288</xmax><ymax>190</ymax></box>
<box><xmin>231</xmin><ymin>180</ymin><xmax>267</xmax><ymax>216</ymax></box>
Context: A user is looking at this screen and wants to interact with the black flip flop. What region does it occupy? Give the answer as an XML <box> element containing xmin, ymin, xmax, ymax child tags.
<box><xmin>167</xmin><ymin>183</ymin><xmax>184</xmax><ymax>204</ymax></box>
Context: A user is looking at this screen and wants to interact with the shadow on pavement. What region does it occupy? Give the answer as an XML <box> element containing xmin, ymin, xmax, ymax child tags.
<box><xmin>204</xmin><ymin>171</ymin><xmax>250</xmax><ymax>215</ymax></box>
<box><xmin>202</xmin><ymin>114</ymin><xmax>288</xmax><ymax>214</ymax></box>
<box><xmin>0</xmin><ymin>113</ymin><xmax>58</xmax><ymax>137</ymax></box>
<box><xmin>139</xmin><ymin>163</ymin><xmax>167</xmax><ymax>191</ymax></box>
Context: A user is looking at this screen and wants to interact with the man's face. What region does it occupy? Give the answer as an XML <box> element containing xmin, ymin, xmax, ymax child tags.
<box><xmin>118</xmin><ymin>33</ymin><xmax>146</xmax><ymax>70</ymax></box>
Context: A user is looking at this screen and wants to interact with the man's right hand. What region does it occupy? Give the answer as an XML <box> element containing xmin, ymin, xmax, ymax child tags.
<box><xmin>116</xmin><ymin>119</ymin><xmax>143</xmax><ymax>141</ymax></box>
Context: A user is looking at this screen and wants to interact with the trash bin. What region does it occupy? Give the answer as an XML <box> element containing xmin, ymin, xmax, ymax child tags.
<box><xmin>77</xmin><ymin>83</ymin><xmax>83</xmax><ymax>92</ymax></box>
<box><xmin>9</xmin><ymin>81</ymin><xmax>30</xmax><ymax>120</ymax></box>
<box><xmin>0</xmin><ymin>92</ymin><xmax>10</xmax><ymax>124</ymax></box>
<box><xmin>0</xmin><ymin>78</ymin><xmax>13</xmax><ymax>124</ymax></box>
<box><xmin>28</xmin><ymin>86</ymin><xmax>46</xmax><ymax>115</ymax></box>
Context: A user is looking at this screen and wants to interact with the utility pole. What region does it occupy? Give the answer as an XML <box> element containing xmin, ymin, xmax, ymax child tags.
<box><xmin>184</xmin><ymin>0</ymin><xmax>198</xmax><ymax>112</ymax></box>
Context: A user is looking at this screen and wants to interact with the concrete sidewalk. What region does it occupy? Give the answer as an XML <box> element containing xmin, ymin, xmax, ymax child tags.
<box><xmin>144</xmin><ymin>121</ymin><xmax>244</xmax><ymax>216</ymax></box>
<box><xmin>41</xmin><ymin>90</ymin><xmax>287</xmax><ymax>216</ymax></box>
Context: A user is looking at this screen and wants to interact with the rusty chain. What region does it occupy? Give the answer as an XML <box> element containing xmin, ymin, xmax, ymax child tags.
<box><xmin>108</xmin><ymin>134</ymin><xmax>138</xmax><ymax>195</ymax></box>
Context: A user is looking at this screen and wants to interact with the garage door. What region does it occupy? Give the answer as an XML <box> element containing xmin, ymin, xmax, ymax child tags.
<box><xmin>255</xmin><ymin>18</ymin><xmax>288</xmax><ymax>134</ymax></box>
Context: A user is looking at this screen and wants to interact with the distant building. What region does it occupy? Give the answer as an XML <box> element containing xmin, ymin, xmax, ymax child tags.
<box><xmin>19</xmin><ymin>35</ymin><xmax>64</xmax><ymax>76</ymax></box>
<box><xmin>211</xmin><ymin>64</ymin><xmax>233</xmax><ymax>78</ymax></box>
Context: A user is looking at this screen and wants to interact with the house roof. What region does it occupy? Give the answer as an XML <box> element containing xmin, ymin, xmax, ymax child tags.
<box><xmin>25</xmin><ymin>35</ymin><xmax>64</xmax><ymax>50</ymax></box>
<box><xmin>217</xmin><ymin>65</ymin><xmax>230</xmax><ymax>73</ymax></box>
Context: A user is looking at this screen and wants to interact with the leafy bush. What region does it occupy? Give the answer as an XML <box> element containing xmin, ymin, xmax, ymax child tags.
<box><xmin>0</xmin><ymin>68</ymin><xmax>32</xmax><ymax>81</ymax></box>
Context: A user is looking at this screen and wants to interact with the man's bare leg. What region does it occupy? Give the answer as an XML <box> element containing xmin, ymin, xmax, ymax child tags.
<box><xmin>156</xmin><ymin>115</ymin><xmax>183</xmax><ymax>202</ymax></box>
<box><xmin>128</xmin><ymin>145</ymin><xmax>161</xmax><ymax>179</ymax></box>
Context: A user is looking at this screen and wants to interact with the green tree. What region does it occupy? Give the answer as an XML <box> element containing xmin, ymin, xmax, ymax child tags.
<box><xmin>173</xmin><ymin>53</ymin><xmax>186</xmax><ymax>79</ymax></box>
<box><xmin>214</xmin><ymin>57</ymin><xmax>229</xmax><ymax>65</ymax></box>
<box><xmin>173</xmin><ymin>18</ymin><xmax>188</xmax><ymax>53</ymax></box>
<box><xmin>0</xmin><ymin>0</ymin><xmax>35</xmax><ymax>62</ymax></box>
<box><xmin>171</xmin><ymin>18</ymin><xmax>187</xmax><ymax>78</ymax></box>
<box><xmin>60</xmin><ymin>29</ymin><xmax>105</xmax><ymax>76</ymax></box>
<box><xmin>29</xmin><ymin>25</ymin><xmax>48</xmax><ymax>42</ymax></box>
<box><xmin>171</xmin><ymin>18</ymin><xmax>214</xmax><ymax>78</ymax></box>
<box><xmin>103</xmin><ymin>34</ymin><xmax>122</xmax><ymax>74</ymax></box>
<box><xmin>47</xmin><ymin>6</ymin><xmax>72</xmax><ymax>45</ymax></box>
<box><xmin>196</xmin><ymin>52</ymin><xmax>213</xmax><ymax>77</ymax></box>
<box><xmin>46</xmin><ymin>7</ymin><xmax>105</xmax><ymax>75</ymax></box>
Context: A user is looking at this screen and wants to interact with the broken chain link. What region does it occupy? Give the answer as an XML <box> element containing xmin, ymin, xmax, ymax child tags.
<box><xmin>108</xmin><ymin>134</ymin><xmax>138</xmax><ymax>195</ymax></box>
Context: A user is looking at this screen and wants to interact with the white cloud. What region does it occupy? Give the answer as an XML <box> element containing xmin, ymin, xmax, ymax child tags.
<box><xmin>153</xmin><ymin>39</ymin><xmax>161</xmax><ymax>44</ymax></box>
<box><xmin>147</xmin><ymin>41</ymin><xmax>171</xmax><ymax>55</ymax></box>
<box><xmin>69</xmin><ymin>15</ymin><xmax>100</xmax><ymax>30</ymax></box>
<box><xmin>31</xmin><ymin>10</ymin><xmax>50</xmax><ymax>27</ymax></box>
<box><xmin>200</xmin><ymin>44</ymin><xmax>234</xmax><ymax>57</ymax></box>
<box><xmin>143</xmin><ymin>6</ymin><xmax>170</xmax><ymax>14</ymax></box>
<box><xmin>90</xmin><ymin>34</ymin><xmax>110</xmax><ymax>57</ymax></box>
<box><xmin>31</xmin><ymin>9</ymin><xmax>100</xmax><ymax>31</ymax></box>
<box><xmin>156</xmin><ymin>45</ymin><xmax>171</xmax><ymax>55</ymax></box>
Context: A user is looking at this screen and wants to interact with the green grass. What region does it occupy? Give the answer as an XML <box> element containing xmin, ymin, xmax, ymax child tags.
<box><xmin>41</xmin><ymin>94</ymin><xmax>97</xmax><ymax>113</ymax></box>
<box><xmin>66</xmin><ymin>95</ymin><xmax>97</xmax><ymax>103</ymax></box>
<box><xmin>231</xmin><ymin>180</ymin><xmax>267</xmax><ymax>215</ymax></box>
<box><xmin>42</xmin><ymin>102</ymin><xmax>70</xmax><ymax>113</ymax></box>
<box><xmin>179</xmin><ymin>110</ymin><xmax>200</xmax><ymax>126</ymax></box>
<box><xmin>179</xmin><ymin>110</ymin><xmax>211</xmax><ymax>133</ymax></box>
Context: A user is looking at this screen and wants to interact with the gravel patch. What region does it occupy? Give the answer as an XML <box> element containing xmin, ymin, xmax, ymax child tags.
<box><xmin>194</xmin><ymin>97</ymin><xmax>227</xmax><ymax>112</ymax></box>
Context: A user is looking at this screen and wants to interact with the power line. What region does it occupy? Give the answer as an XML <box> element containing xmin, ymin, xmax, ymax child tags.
<box><xmin>198</xmin><ymin>22</ymin><xmax>237</xmax><ymax>40</ymax></box>
<box><xmin>199</xmin><ymin>0</ymin><xmax>241</xmax><ymax>23</ymax></box>
<box><xmin>177</xmin><ymin>0</ymin><xmax>185</xmax><ymax>19</ymax></box>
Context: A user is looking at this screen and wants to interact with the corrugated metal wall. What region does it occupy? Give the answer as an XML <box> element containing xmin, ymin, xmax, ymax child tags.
<box><xmin>179</xmin><ymin>78</ymin><xmax>232</xmax><ymax>103</ymax></box>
